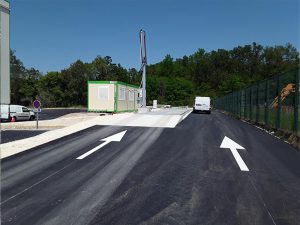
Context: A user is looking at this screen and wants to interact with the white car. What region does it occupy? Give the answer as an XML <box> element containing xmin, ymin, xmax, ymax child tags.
<box><xmin>0</xmin><ymin>104</ymin><xmax>35</xmax><ymax>121</ymax></box>
<box><xmin>193</xmin><ymin>97</ymin><xmax>211</xmax><ymax>114</ymax></box>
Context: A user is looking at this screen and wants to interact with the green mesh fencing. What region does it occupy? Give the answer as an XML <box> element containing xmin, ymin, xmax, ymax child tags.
<box><xmin>214</xmin><ymin>69</ymin><xmax>299</xmax><ymax>135</ymax></box>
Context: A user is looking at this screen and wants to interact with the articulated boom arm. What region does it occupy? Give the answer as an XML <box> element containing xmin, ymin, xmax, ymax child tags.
<box><xmin>139</xmin><ymin>29</ymin><xmax>147</xmax><ymax>107</ymax></box>
<box><xmin>271</xmin><ymin>83</ymin><xmax>300</xmax><ymax>108</ymax></box>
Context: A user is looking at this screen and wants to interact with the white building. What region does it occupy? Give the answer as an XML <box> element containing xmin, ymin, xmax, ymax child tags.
<box><xmin>0</xmin><ymin>0</ymin><xmax>10</xmax><ymax>104</ymax></box>
<box><xmin>88</xmin><ymin>81</ymin><xmax>139</xmax><ymax>113</ymax></box>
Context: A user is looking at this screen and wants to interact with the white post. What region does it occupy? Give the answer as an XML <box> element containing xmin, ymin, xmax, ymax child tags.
<box><xmin>36</xmin><ymin>111</ymin><xmax>39</xmax><ymax>129</ymax></box>
<box><xmin>139</xmin><ymin>29</ymin><xmax>147</xmax><ymax>108</ymax></box>
<box><xmin>142</xmin><ymin>64</ymin><xmax>146</xmax><ymax>107</ymax></box>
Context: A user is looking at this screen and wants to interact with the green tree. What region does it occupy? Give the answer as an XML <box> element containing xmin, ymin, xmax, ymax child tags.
<box><xmin>9</xmin><ymin>42</ymin><xmax>299</xmax><ymax>107</ymax></box>
<box><xmin>62</xmin><ymin>60</ymin><xmax>92</xmax><ymax>106</ymax></box>
<box><xmin>157</xmin><ymin>55</ymin><xmax>174</xmax><ymax>77</ymax></box>
<box><xmin>10</xmin><ymin>50</ymin><xmax>26</xmax><ymax>104</ymax></box>
<box><xmin>218</xmin><ymin>74</ymin><xmax>247</xmax><ymax>95</ymax></box>
<box><xmin>38</xmin><ymin>72</ymin><xmax>65</xmax><ymax>107</ymax></box>
<box><xmin>19</xmin><ymin>68</ymin><xmax>42</xmax><ymax>105</ymax></box>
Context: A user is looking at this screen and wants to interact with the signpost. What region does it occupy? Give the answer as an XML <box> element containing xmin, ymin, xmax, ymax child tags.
<box><xmin>33</xmin><ymin>100</ymin><xmax>41</xmax><ymax>129</ymax></box>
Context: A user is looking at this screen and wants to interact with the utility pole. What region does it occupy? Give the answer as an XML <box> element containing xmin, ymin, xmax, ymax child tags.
<box><xmin>139</xmin><ymin>29</ymin><xmax>147</xmax><ymax>108</ymax></box>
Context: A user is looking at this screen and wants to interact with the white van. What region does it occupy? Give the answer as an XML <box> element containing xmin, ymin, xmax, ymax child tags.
<box><xmin>193</xmin><ymin>97</ymin><xmax>211</xmax><ymax>114</ymax></box>
<box><xmin>0</xmin><ymin>105</ymin><xmax>35</xmax><ymax>121</ymax></box>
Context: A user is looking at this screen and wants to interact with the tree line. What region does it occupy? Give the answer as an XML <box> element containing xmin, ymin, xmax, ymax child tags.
<box><xmin>10</xmin><ymin>42</ymin><xmax>299</xmax><ymax>107</ymax></box>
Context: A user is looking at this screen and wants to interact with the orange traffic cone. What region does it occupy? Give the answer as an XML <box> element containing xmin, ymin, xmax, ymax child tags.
<box><xmin>11</xmin><ymin>117</ymin><xmax>15</xmax><ymax>122</ymax></box>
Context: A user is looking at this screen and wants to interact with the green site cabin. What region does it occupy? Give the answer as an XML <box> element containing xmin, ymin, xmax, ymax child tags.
<box><xmin>87</xmin><ymin>81</ymin><xmax>139</xmax><ymax>113</ymax></box>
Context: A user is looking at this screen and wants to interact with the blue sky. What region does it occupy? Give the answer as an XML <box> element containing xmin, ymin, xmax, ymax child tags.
<box><xmin>10</xmin><ymin>0</ymin><xmax>299</xmax><ymax>74</ymax></box>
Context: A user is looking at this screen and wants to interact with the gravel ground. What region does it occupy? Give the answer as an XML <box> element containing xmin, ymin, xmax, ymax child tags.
<box><xmin>1</xmin><ymin>130</ymin><xmax>47</xmax><ymax>144</ymax></box>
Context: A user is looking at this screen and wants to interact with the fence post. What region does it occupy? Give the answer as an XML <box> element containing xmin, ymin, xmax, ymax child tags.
<box><xmin>276</xmin><ymin>74</ymin><xmax>281</xmax><ymax>129</ymax></box>
<box><xmin>265</xmin><ymin>79</ymin><xmax>269</xmax><ymax>126</ymax></box>
<box><xmin>232</xmin><ymin>93</ymin><xmax>234</xmax><ymax>114</ymax></box>
<box><xmin>235</xmin><ymin>92</ymin><xmax>238</xmax><ymax>115</ymax></box>
<box><xmin>239</xmin><ymin>90</ymin><xmax>242</xmax><ymax>118</ymax></box>
<box><xmin>250</xmin><ymin>86</ymin><xmax>253</xmax><ymax>121</ymax></box>
<box><xmin>234</xmin><ymin>93</ymin><xmax>236</xmax><ymax>114</ymax></box>
<box><xmin>227</xmin><ymin>96</ymin><xmax>229</xmax><ymax>112</ymax></box>
<box><xmin>244</xmin><ymin>89</ymin><xmax>247</xmax><ymax>119</ymax></box>
<box><xmin>294</xmin><ymin>69</ymin><xmax>299</xmax><ymax>134</ymax></box>
<box><xmin>256</xmin><ymin>84</ymin><xmax>259</xmax><ymax>123</ymax></box>
<box><xmin>230</xmin><ymin>94</ymin><xmax>232</xmax><ymax>113</ymax></box>
<box><xmin>234</xmin><ymin>92</ymin><xmax>237</xmax><ymax>115</ymax></box>
<box><xmin>237</xmin><ymin>92</ymin><xmax>239</xmax><ymax>116</ymax></box>
<box><xmin>229</xmin><ymin>94</ymin><xmax>231</xmax><ymax>113</ymax></box>
<box><xmin>233</xmin><ymin>92</ymin><xmax>236</xmax><ymax>115</ymax></box>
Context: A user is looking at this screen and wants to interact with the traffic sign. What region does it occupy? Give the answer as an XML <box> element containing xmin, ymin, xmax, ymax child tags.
<box><xmin>33</xmin><ymin>108</ymin><xmax>42</xmax><ymax>113</ymax></box>
<box><xmin>33</xmin><ymin>100</ymin><xmax>41</xmax><ymax>109</ymax></box>
<box><xmin>33</xmin><ymin>100</ymin><xmax>41</xmax><ymax>129</ymax></box>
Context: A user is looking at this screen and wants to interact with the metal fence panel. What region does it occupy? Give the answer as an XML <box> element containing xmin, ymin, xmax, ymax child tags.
<box><xmin>268</xmin><ymin>76</ymin><xmax>278</xmax><ymax>128</ymax></box>
<box><xmin>214</xmin><ymin>69</ymin><xmax>299</xmax><ymax>135</ymax></box>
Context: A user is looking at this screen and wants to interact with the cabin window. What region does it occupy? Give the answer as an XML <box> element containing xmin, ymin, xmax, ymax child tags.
<box><xmin>98</xmin><ymin>86</ymin><xmax>109</xmax><ymax>100</ymax></box>
<box><xmin>119</xmin><ymin>87</ymin><xmax>126</xmax><ymax>101</ymax></box>
<box><xmin>129</xmin><ymin>90</ymin><xmax>135</xmax><ymax>101</ymax></box>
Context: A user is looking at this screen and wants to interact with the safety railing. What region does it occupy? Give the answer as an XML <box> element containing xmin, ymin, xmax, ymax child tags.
<box><xmin>214</xmin><ymin>69</ymin><xmax>300</xmax><ymax>136</ymax></box>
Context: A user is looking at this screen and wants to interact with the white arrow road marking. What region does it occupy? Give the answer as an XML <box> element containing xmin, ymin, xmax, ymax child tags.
<box><xmin>220</xmin><ymin>136</ymin><xmax>249</xmax><ymax>171</ymax></box>
<box><xmin>76</xmin><ymin>130</ymin><xmax>127</xmax><ymax>160</ymax></box>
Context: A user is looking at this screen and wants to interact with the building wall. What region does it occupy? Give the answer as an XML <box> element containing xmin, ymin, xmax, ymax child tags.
<box><xmin>0</xmin><ymin>0</ymin><xmax>10</xmax><ymax>104</ymax></box>
<box><xmin>88</xmin><ymin>82</ymin><xmax>115</xmax><ymax>112</ymax></box>
<box><xmin>117</xmin><ymin>83</ymin><xmax>138</xmax><ymax>112</ymax></box>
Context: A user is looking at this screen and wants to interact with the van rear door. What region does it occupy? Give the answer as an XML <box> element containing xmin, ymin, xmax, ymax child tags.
<box><xmin>0</xmin><ymin>105</ymin><xmax>9</xmax><ymax>120</ymax></box>
<box><xmin>194</xmin><ymin>97</ymin><xmax>211</xmax><ymax>113</ymax></box>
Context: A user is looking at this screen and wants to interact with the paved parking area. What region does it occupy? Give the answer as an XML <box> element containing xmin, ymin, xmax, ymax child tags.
<box><xmin>37</xmin><ymin>108</ymin><xmax>87</xmax><ymax>120</ymax></box>
<box><xmin>1</xmin><ymin>130</ymin><xmax>47</xmax><ymax>144</ymax></box>
<box><xmin>0</xmin><ymin>108</ymin><xmax>192</xmax><ymax>158</ymax></box>
<box><xmin>2</xmin><ymin>111</ymin><xmax>299</xmax><ymax>225</ymax></box>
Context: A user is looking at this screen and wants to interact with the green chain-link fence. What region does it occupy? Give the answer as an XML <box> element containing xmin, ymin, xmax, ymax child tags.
<box><xmin>214</xmin><ymin>69</ymin><xmax>300</xmax><ymax>136</ymax></box>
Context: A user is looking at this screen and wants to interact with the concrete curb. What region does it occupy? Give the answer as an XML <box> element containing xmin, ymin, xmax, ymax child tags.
<box><xmin>178</xmin><ymin>109</ymin><xmax>193</xmax><ymax>123</ymax></box>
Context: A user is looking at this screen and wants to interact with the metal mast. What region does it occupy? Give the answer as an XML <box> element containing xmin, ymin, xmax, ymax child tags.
<box><xmin>139</xmin><ymin>29</ymin><xmax>147</xmax><ymax>108</ymax></box>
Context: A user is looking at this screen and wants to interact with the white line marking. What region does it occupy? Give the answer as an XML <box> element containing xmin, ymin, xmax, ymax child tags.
<box><xmin>248</xmin><ymin>175</ymin><xmax>277</xmax><ymax>225</ymax></box>
<box><xmin>76</xmin><ymin>130</ymin><xmax>127</xmax><ymax>160</ymax></box>
<box><xmin>76</xmin><ymin>141</ymin><xmax>110</xmax><ymax>160</ymax></box>
<box><xmin>220</xmin><ymin>136</ymin><xmax>249</xmax><ymax>171</ymax></box>
<box><xmin>1</xmin><ymin>164</ymin><xmax>72</xmax><ymax>205</ymax></box>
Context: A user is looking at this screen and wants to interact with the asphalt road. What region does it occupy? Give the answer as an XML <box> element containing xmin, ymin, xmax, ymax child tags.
<box><xmin>1</xmin><ymin>111</ymin><xmax>300</xmax><ymax>225</ymax></box>
<box><xmin>37</xmin><ymin>108</ymin><xmax>87</xmax><ymax>120</ymax></box>
<box><xmin>1</xmin><ymin>130</ymin><xmax>47</xmax><ymax>144</ymax></box>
